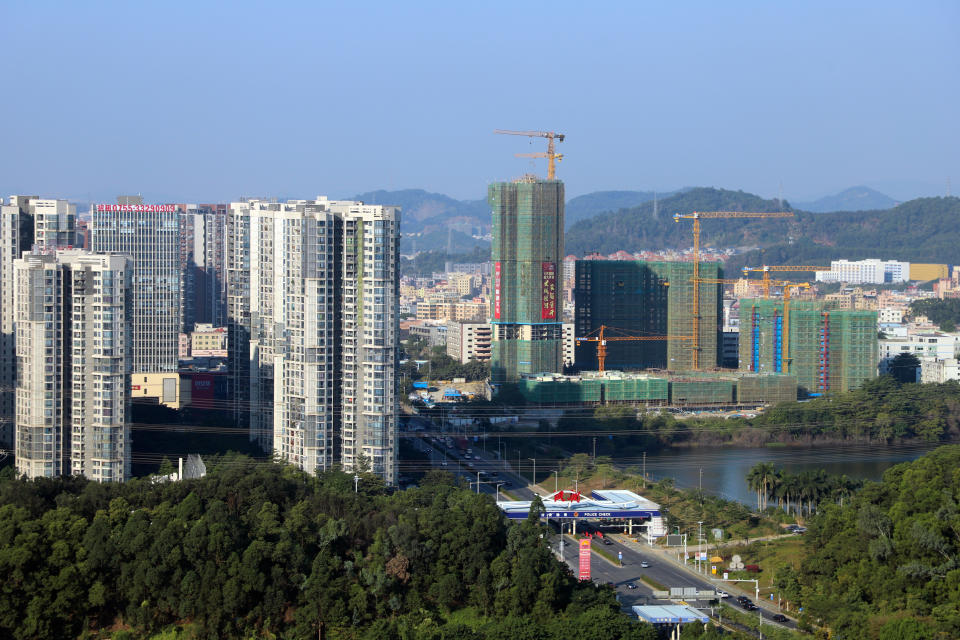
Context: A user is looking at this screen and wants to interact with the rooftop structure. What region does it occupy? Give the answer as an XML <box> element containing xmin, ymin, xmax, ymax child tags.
<box><xmin>497</xmin><ymin>488</ymin><xmax>667</xmax><ymax>536</ymax></box>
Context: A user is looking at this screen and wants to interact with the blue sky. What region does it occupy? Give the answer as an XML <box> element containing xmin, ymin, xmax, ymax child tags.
<box><xmin>1</xmin><ymin>1</ymin><xmax>957</xmax><ymax>203</ymax></box>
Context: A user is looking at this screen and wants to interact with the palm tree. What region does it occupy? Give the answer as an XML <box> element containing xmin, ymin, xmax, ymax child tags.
<box><xmin>759</xmin><ymin>462</ymin><xmax>778</xmax><ymax>511</ymax></box>
<box><xmin>746</xmin><ymin>464</ymin><xmax>764</xmax><ymax>511</ymax></box>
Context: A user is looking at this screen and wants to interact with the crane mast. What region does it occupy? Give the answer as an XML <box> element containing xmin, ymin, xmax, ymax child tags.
<box><xmin>673</xmin><ymin>211</ymin><xmax>794</xmax><ymax>368</ymax></box>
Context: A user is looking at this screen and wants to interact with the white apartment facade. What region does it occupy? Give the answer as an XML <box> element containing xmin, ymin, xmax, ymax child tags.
<box><xmin>0</xmin><ymin>196</ymin><xmax>75</xmax><ymax>448</ymax></box>
<box><xmin>816</xmin><ymin>259</ymin><xmax>909</xmax><ymax>285</ymax></box>
<box><xmin>227</xmin><ymin>198</ymin><xmax>400</xmax><ymax>482</ymax></box>
<box><xmin>14</xmin><ymin>250</ymin><xmax>131</xmax><ymax>481</ymax></box>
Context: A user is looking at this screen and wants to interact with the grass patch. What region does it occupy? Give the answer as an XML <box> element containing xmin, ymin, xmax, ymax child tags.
<box><xmin>639</xmin><ymin>574</ymin><xmax>668</xmax><ymax>591</ymax></box>
<box><xmin>591</xmin><ymin>545</ymin><xmax>620</xmax><ymax>566</ymax></box>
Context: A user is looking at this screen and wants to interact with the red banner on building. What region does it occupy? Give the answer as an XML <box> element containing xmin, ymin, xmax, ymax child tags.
<box><xmin>542</xmin><ymin>262</ymin><xmax>557</xmax><ymax>319</ymax></box>
<box><xmin>493</xmin><ymin>261</ymin><xmax>502</xmax><ymax>319</ymax></box>
<box><xmin>578</xmin><ymin>538</ymin><xmax>591</xmax><ymax>581</ymax></box>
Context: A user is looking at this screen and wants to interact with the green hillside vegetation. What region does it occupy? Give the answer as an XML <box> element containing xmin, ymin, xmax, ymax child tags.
<box><xmin>564</xmin><ymin>190</ymin><xmax>681</xmax><ymax>228</ymax></box>
<box><xmin>909</xmin><ymin>298</ymin><xmax>960</xmax><ymax>331</ymax></box>
<box><xmin>0</xmin><ymin>457</ymin><xmax>663</xmax><ymax>640</ymax></box>
<box><xmin>564</xmin><ymin>188</ymin><xmax>960</xmax><ymax>268</ymax></box>
<box><xmin>793</xmin><ymin>445</ymin><xmax>960</xmax><ymax>638</ymax></box>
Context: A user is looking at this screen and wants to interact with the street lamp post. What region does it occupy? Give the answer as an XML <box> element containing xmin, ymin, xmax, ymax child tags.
<box><xmin>476</xmin><ymin>471</ymin><xmax>481</xmax><ymax>494</ymax></box>
<box><xmin>495</xmin><ymin>482</ymin><xmax>505</xmax><ymax>503</ymax></box>
<box><xmin>529</xmin><ymin>457</ymin><xmax>536</xmax><ymax>487</ymax></box>
<box><xmin>353</xmin><ymin>475</ymin><xmax>360</xmax><ymax>493</ymax></box>
<box><xmin>553</xmin><ymin>469</ymin><xmax>559</xmax><ymax>493</ymax></box>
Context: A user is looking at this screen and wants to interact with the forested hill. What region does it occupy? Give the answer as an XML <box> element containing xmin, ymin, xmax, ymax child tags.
<box><xmin>564</xmin><ymin>187</ymin><xmax>960</xmax><ymax>267</ymax></box>
<box><xmin>0</xmin><ymin>458</ymin><xmax>654</xmax><ymax>640</ymax></box>
<box><xmin>564</xmin><ymin>187</ymin><xmax>794</xmax><ymax>256</ymax></box>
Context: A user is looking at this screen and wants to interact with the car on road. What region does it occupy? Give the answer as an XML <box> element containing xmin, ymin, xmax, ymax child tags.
<box><xmin>640</xmin><ymin>561</ymin><xmax>650</xmax><ymax>568</ymax></box>
<box><xmin>440</xmin><ymin>460</ymin><xmax>448</xmax><ymax>466</ymax></box>
<box><xmin>603</xmin><ymin>538</ymin><xmax>614</xmax><ymax>545</ymax></box>
<box><xmin>771</xmin><ymin>614</ymin><xmax>788</xmax><ymax>623</ymax></box>
<box><xmin>716</xmin><ymin>590</ymin><xmax>729</xmax><ymax>598</ymax></box>
<box><xmin>626</xmin><ymin>583</ymin><xmax>638</xmax><ymax>589</ymax></box>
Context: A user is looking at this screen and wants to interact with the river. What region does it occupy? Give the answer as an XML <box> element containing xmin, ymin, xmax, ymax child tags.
<box><xmin>638</xmin><ymin>441</ymin><xmax>945</xmax><ymax>505</ymax></box>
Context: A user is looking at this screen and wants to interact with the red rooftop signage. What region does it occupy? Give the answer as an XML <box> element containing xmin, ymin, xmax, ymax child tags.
<box><xmin>96</xmin><ymin>204</ymin><xmax>176</xmax><ymax>213</ymax></box>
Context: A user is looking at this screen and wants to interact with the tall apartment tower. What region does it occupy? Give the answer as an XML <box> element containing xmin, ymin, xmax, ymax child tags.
<box><xmin>227</xmin><ymin>198</ymin><xmax>400</xmax><ymax>481</ymax></box>
<box><xmin>91</xmin><ymin>203</ymin><xmax>180</xmax><ymax>402</ymax></box>
<box><xmin>489</xmin><ymin>178</ymin><xmax>564</xmax><ymax>383</ymax></box>
<box><xmin>14</xmin><ymin>250</ymin><xmax>131</xmax><ymax>481</ymax></box>
<box><xmin>179</xmin><ymin>204</ymin><xmax>228</xmax><ymax>331</ymax></box>
<box><xmin>0</xmin><ymin>196</ymin><xmax>75</xmax><ymax>448</ymax></box>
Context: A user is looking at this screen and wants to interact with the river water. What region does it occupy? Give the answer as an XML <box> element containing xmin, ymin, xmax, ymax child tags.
<box><xmin>639</xmin><ymin>442</ymin><xmax>945</xmax><ymax>505</ymax></box>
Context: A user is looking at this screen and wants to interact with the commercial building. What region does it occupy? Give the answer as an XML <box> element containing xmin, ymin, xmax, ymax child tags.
<box><xmin>227</xmin><ymin>198</ymin><xmax>400</xmax><ymax>481</ymax></box>
<box><xmin>739</xmin><ymin>299</ymin><xmax>877</xmax><ymax>394</ymax></box>
<box><xmin>573</xmin><ymin>260</ymin><xmax>722</xmax><ymax>371</ymax></box>
<box><xmin>0</xmin><ymin>196</ymin><xmax>76</xmax><ymax>448</ymax></box>
<box><xmin>815</xmin><ymin>259</ymin><xmax>909</xmax><ymax>285</ymax></box>
<box><xmin>14</xmin><ymin>250</ymin><xmax>131</xmax><ymax>481</ymax></box>
<box><xmin>446</xmin><ymin>321</ymin><xmax>492</xmax><ymax>363</ymax></box>
<box><xmin>489</xmin><ymin>177</ymin><xmax>564</xmax><ymax>382</ymax></box>
<box><xmin>91</xmin><ymin>202</ymin><xmax>181</xmax><ymax>407</ymax></box>
<box><xmin>909</xmin><ymin>264</ymin><xmax>949</xmax><ymax>282</ymax></box>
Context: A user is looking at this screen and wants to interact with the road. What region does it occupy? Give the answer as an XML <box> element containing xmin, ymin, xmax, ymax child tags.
<box><xmin>549</xmin><ymin>529</ymin><xmax>797</xmax><ymax>632</ymax></box>
<box><xmin>413</xmin><ymin>434</ymin><xmax>536</xmax><ymax>500</ymax></box>
<box><xmin>413</xmin><ymin>433</ymin><xmax>797</xmax><ymax>633</ymax></box>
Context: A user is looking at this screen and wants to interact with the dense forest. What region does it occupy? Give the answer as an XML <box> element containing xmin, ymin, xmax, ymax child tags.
<box><xmin>789</xmin><ymin>445</ymin><xmax>960</xmax><ymax>638</ymax></box>
<box><xmin>0</xmin><ymin>458</ymin><xmax>664</xmax><ymax>640</ymax></box>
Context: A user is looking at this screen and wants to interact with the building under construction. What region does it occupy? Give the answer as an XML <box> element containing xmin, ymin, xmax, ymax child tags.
<box><xmin>490</xmin><ymin>177</ymin><xmax>565</xmax><ymax>383</ymax></box>
<box><xmin>738</xmin><ymin>299</ymin><xmax>877</xmax><ymax>394</ymax></box>
<box><xmin>516</xmin><ymin>370</ymin><xmax>796</xmax><ymax>406</ymax></box>
<box><xmin>574</xmin><ymin>260</ymin><xmax>722</xmax><ymax>371</ymax></box>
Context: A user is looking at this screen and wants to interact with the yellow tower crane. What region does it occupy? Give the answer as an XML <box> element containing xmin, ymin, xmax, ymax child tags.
<box><xmin>576</xmin><ymin>325</ymin><xmax>692</xmax><ymax>373</ymax></box>
<box><xmin>494</xmin><ymin>129</ymin><xmax>565</xmax><ymax>179</ymax></box>
<box><xmin>672</xmin><ymin>211</ymin><xmax>794</xmax><ymax>368</ymax></box>
<box><xmin>740</xmin><ymin>265</ymin><xmax>830</xmax><ymax>299</ymax></box>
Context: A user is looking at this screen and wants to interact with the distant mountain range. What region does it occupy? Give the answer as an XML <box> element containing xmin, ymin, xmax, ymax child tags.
<box><xmin>361</xmin><ymin>185</ymin><xmax>924</xmax><ymax>256</ymax></box>
<box><xmin>792</xmin><ymin>186</ymin><xmax>898</xmax><ymax>213</ymax></box>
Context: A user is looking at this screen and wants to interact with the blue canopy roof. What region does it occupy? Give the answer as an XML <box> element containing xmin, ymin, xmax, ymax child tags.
<box><xmin>632</xmin><ymin>605</ymin><xmax>709</xmax><ymax>624</ymax></box>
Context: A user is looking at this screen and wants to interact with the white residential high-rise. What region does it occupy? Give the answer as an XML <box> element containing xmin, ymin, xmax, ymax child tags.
<box><xmin>14</xmin><ymin>250</ymin><xmax>131</xmax><ymax>481</ymax></box>
<box><xmin>227</xmin><ymin>197</ymin><xmax>400</xmax><ymax>481</ymax></box>
<box><xmin>91</xmin><ymin>203</ymin><xmax>180</xmax><ymax>404</ymax></box>
<box><xmin>0</xmin><ymin>196</ymin><xmax>75</xmax><ymax>448</ymax></box>
<box><xmin>816</xmin><ymin>259</ymin><xmax>910</xmax><ymax>285</ymax></box>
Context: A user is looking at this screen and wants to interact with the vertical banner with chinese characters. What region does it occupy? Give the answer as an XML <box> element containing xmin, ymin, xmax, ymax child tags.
<box><xmin>493</xmin><ymin>262</ymin><xmax>502</xmax><ymax>319</ymax></box>
<box><xmin>578</xmin><ymin>538</ymin><xmax>591</xmax><ymax>581</ymax></box>
<box><xmin>541</xmin><ymin>262</ymin><xmax>556</xmax><ymax>319</ymax></box>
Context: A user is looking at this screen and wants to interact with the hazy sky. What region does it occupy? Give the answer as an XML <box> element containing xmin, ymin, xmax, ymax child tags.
<box><xmin>2</xmin><ymin>1</ymin><xmax>957</xmax><ymax>203</ymax></box>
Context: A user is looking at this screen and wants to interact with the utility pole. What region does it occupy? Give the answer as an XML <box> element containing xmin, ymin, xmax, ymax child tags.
<box><xmin>643</xmin><ymin>451</ymin><xmax>647</xmax><ymax>490</ymax></box>
<box><xmin>592</xmin><ymin>437</ymin><xmax>597</xmax><ymax>461</ymax></box>
<box><xmin>553</xmin><ymin>469</ymin><xmax>559</xmax><ymax>492</ymax></box>
<box><xmin>476</xmin><ymin>471</ymin><xmax>481</xmax><ymax>494</ymax></box>
<box><xmin>529</xmin><ymin>458</ymin><xmax>536</xmax><ymax>487</ymax></box>
<box><xmin>699</xmin><ymin>467</ymin><xmax>703</xmax><ymax>505</ymax></box>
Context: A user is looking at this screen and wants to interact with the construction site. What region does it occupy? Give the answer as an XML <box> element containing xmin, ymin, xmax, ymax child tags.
<box><xmin>490</xmin><ymin>130</ymin><xmax>877</xmax><ymax>408</ymax></box>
